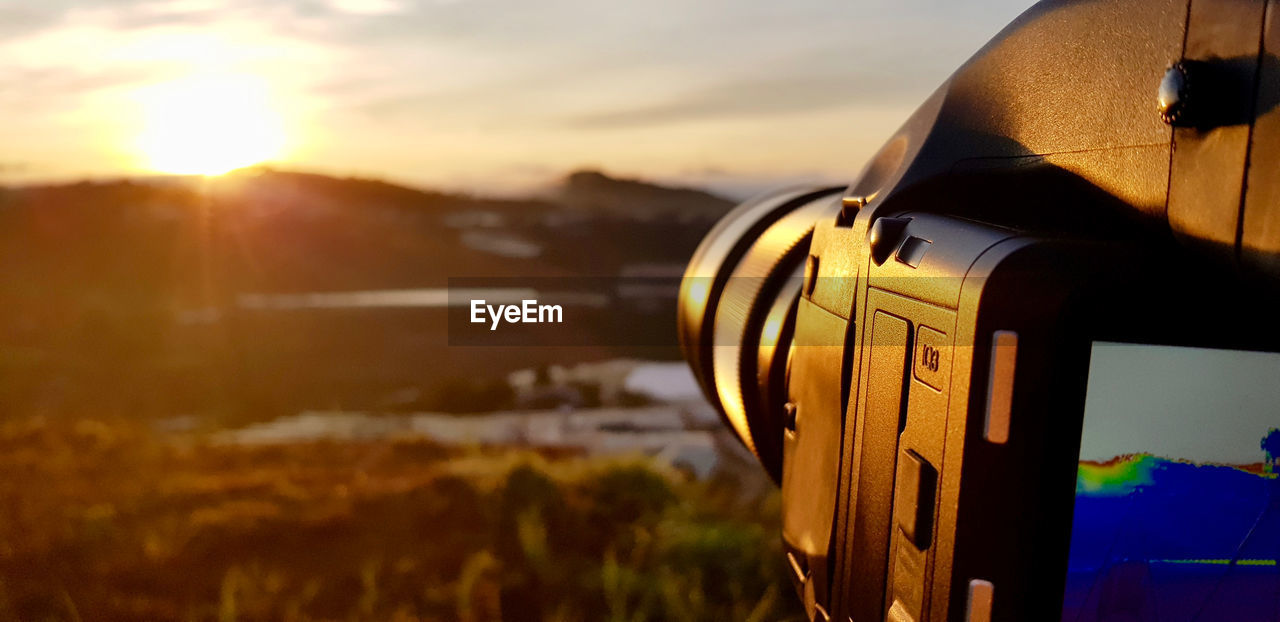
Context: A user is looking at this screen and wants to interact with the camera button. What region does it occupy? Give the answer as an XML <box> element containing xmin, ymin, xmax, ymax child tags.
<box><xmin>803</xmin><ymin>254</ymin><xmax>820</xmax><ymax>297</ymax></box>
<box><xmin>965</xmin><ymin>579</ymin><xmax>994</xmax><ymax>622</ymax></box>
<box><xmin>895</xmin><ymin>236</ymin><xmax>931</xmax><ymax>268</ymax></box>
<box><xmin>895</xmin><ymin>449</ymin><xmax>937</xmax><ymax>550</ymax></box>
<box><xmin>836</xmin><ymin>195</ymin><xmax>865</xmax><ymax>227</ymax></box>
<box><xmin>984</xmin><ymin>330</ymin><xmax>1018</xmax><ymax>444</ymax></box>
<box><xmin>868</xmin><ymin>217</ymin><xmax>911</xmax><ymax>265</ymax></box>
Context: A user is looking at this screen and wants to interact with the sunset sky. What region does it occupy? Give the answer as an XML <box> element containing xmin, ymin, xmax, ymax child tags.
<box><xmin>2</xmin><ymin>0</ymin><xmax>1033</xmax><ymax>197</ymax></box>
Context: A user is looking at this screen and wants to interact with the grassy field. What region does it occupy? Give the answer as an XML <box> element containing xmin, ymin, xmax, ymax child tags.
<box><xmin>0</xmin><ymin>416</ymin><xmax>800</xmax><ymax>622</ymax></box>
<box><xmin>0</xmin><ymin>172</ymin><xmax>790</xmax><ymax>621</ymax></box>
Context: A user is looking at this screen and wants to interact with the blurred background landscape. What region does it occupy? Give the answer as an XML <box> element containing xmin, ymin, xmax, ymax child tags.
<box><xmin>0</xmin><ymin>0</ymin><xmax>1037</xmax><ymax>619</ymax></box>
<box><xmin>0</xmin><ymin>167</ymin><xmax>801</xmax><ymax>621</ymax></box>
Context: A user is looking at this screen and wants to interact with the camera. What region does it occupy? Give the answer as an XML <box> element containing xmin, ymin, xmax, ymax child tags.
<box><xmin>677</xmin><ymin>0</ymin><xmax>1280</xmax><ymax>620</ymax></box>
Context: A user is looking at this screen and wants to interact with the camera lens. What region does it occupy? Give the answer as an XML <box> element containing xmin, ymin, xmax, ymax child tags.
<box><xmin>678</xmin><ymin>186</ymin><xmax>843</xmax><ymax>482</ymax></box>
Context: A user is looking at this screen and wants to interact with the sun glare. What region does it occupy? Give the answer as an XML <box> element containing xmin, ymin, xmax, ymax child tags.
<box><xmin>133</xmin><ymin>73</ymin><xmax>287</xmax><ymax>176</ymax></box>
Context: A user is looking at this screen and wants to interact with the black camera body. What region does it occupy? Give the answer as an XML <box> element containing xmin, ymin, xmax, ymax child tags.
<box><xmin>678</xmin><ymin>0</ymin><xmax>1280</xmax><ymax>620</ymax></box>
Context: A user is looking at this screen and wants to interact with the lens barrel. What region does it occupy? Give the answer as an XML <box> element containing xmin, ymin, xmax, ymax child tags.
<box><xmin>678</xmin><ymin>186</ymin><xmax>843</xmax><ymax>482</ymax></box>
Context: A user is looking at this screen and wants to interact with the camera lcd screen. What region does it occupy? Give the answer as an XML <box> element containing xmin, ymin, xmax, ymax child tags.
<box><xmin>1062</xmin><ymin>342</ymin><xmax>1280</xmax><ymax>621</ymax></box>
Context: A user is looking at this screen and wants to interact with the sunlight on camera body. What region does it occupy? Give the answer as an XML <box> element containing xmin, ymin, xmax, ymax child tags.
<box><xmin>678</xmin><ymin>0</ymin><xmax>1280</xmax><ymax>619</ymax></box>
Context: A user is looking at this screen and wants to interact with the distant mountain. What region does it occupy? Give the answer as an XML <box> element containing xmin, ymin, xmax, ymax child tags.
<box><xmin>0</xmin><ymin>168</ymin><xmax>733</xmax><ymax>421</ymax></box>
<box><xmin>208</xmin><ymin>168</ymin><xmax>554</xmax><ymax>216</ymax></box>
<box><xmin>559</xmin><ymin>170</ymin><xmax>735</xmax><ymax>220</ymax></box>
<box><xmin>0</xmin><ymin>167</ymin><xmax>731</xmax><ymax>293</ymax></box>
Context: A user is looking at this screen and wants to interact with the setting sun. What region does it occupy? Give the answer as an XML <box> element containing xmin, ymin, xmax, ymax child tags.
<box><xmin>133</xmin><ymin>73</ymin><xmax>286</xmax><ymax>176</ymax></box>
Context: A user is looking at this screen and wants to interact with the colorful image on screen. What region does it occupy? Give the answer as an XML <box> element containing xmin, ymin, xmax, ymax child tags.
<box><xmin>1063</xmin><ymin>342</ymin><xmax>1280</xmax><ymax>621</ymax></box>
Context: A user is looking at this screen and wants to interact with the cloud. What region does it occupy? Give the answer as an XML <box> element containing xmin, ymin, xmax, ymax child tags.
<box><xmin>563</xmin><ymin>72</ymin><xmax>933</xmax><ymax>130</ymax></box>
<box><xmin>0</xmin><ymin>6</ymin><xmax>61</xmax><ymax>42</ymax></box>
<box><xmin>0</xmin><ymin>66</ymin><xmax>151</xmax><ymax>112</ymax></box>
<box><xmin>0</xmin><ymin>162</ymin><xmax>33</xmax><ymax>173</ymax></box>
<box><xmin>326</xmin><ymin>0</ymin><xmax>406</xmax><ymax>15</ymax></box>
<box><xmin>0</xmin><ymin>1</ymin><xmax>220</xmax><ymax>43</ymax></box>
<box><xmin>0</xmin><ymin>0</ymin><xmax>1038</xmax><ymax>188</ymax></box>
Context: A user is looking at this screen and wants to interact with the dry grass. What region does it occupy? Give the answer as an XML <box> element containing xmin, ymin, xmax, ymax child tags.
<box><xmin>0</xmin><ymin>417</ymin><xmax>798</xmax><ymax>621</ymax></box>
